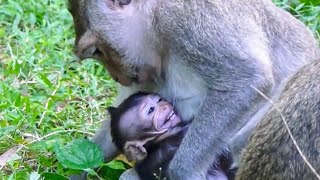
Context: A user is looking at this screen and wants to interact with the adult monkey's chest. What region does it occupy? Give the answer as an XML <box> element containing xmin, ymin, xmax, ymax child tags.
<box><xmin>154</xmin><ymin>59</ymin><xmax>207</xmax><ymax>123</ymax></box>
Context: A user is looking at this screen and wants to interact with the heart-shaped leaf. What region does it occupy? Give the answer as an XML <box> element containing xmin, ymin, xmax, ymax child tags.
<box><xmin>54</xmin><ymin>138</ymin><xmax>104</xmax><ymax>170</ymax></box>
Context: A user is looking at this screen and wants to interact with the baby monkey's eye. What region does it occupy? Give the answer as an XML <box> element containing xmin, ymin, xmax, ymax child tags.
<box><xmin>158</xmin><ymin>98</ymin><xmax>163</xmax><ymax>103</ymax></box>
<box><xmin>148</xmin><ymin>107</ymin><xmax>155</xmax><ymax>114</ymax></box>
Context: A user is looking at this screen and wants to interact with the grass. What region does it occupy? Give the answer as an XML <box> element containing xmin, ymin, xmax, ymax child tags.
<box><xmin>0</xmin><ymin>0</ymin><xmax>319</xmax><ymax>179</ymax></box>
<box><xmin>0</xmin><ymin>0</ymin><xmax>117</xmax><ymax>179</ymax></box>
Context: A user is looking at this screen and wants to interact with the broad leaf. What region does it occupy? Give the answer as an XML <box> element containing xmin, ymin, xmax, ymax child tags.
<box><xmin>41</xmin><ymin>172</ymin><xmax>68</xmax><ymax>180</ymax></box>
<box><xmin>54</xmin><ymin>138</ymin><xmax>104</xmax><ymax>170</ymax></box>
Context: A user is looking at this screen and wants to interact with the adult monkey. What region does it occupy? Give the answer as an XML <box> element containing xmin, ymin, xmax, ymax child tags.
<box><xmin>236</xmin><ymin>60</ymin><xmax>320</xmax><ymax>180</ymax></box>
<box><xmin>67</xmin><ymin>0</ymin><xmax>320</xmax><ymax>179</ymax></box>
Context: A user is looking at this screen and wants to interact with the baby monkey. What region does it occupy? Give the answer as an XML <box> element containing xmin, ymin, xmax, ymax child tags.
<box><xmin>108</xmin><ymin>92</ymin><xmax>236</xmax><ymax>180</ymax></box>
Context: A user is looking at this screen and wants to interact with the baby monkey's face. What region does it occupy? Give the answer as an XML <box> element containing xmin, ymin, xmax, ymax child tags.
<box><xmin>138</xmin><ymin>95</ymin><xmax>180</xmax><ymax>130</ymax></box>
<box><xmin>120</xmin><ymin>94</ymin><xmax>182</xmax><ymax>140</ymax></box>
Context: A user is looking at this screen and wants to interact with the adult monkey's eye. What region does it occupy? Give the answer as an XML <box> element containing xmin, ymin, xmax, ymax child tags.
<box><xmin>158</xmin><ymin>98</ymin><xmax>163</xmax><ymax>103</ymax></box>
<box><xmin>148</xmin><ymin>107</ymin><xmax>155</xmax><ymax>114</ymax></box>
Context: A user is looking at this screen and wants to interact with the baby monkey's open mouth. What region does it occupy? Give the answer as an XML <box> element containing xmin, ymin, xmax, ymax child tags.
<box><xmin>164</xmin><ymin>112</ymin><xmax>175</xmax><ymax>123</ymax></box>
<box><xmin>160</xmin><ymin>110</ymin><xmax>180</xmax><ymax>130</ymax></box>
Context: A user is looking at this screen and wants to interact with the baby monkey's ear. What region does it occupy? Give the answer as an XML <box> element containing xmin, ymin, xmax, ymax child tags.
<box><xmin>124</xmin><ymin>140</ymin><xmax>148</xmax><ymax>162</ymax></box>
<box><xmin>123</xmin><ymin>136</ymin><xmax>157</xmax><ymax>162</ymax></box>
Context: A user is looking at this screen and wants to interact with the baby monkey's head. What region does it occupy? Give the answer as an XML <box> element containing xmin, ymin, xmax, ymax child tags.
<box><xmin>108</xmin><ymin>91</ymin><xmax>182</xmax><ymax>162</ymax></box>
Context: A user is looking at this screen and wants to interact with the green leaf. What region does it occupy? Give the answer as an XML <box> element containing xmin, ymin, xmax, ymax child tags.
<box><xmin>38</xmin><ymin>73</ymin><xmax>53</xmax><ymax>88</ymax></box>
<box><xmin>8</xmin><ymin>170</ymin><xmax>29</xmax><ymax>180</ymax></box>
<box><xmin>54</xmin><ymin>138</ymin><xmax>104</xmax><ymax>170</ymax></box>
<box><xmin>295</xmin><ymin>3</ymin><xmax>305</xmax><ymax>11</ymax></box>
<box><xmin>29</xmin><ymin>138</ymin><xmax>64</xmax><ymax>151</ymax></box>
<box><xmin>0</xmin><ymin>28</ymin><xmax>5</xmax><ymax>38</ymax></box>
<box><xmin>84</xmin><ymin>168</ymin><xmax>98</xmax><ymax>176</ymax></box>
<box><xmin>300</xmin><ymin>0</ymin><xmax>320</xmax><ymax>5</ymax></box>
<box><xmin>14</xmin><ymin>93</ymin><xmax>21</xmax><ymax>107</ymax></box>
<box><xmin>41</xmin><ymin>172</ymin><xmax>68</xmax><ymax>180</ymax></box>
<box><xmin>105</xmin><ymin>160</ymin><xmax>126</xmax><ymax>170</ymax></box>
<box><xmin>0</xmin><ymin>102</ymin><xmax>10</xmax><ymax>109</ymax></box>
<box><xmin>0</xmin><ymin>125</ymin><xmax>16</xmax><ymax>136</ymax></box>
<box><xmin>24</xmin><ymin>96</ymin><xmax>31</xmax><ymax>113</ymax></box>
<box><xmin>12</xmin><ymin>14</ymin><xmax>21</xmax><ymax>32</ymax></box>
<box><xmin>99</xmin><ymin>160</ymin><xmax>130</xmax><ymax>180</ymax></box>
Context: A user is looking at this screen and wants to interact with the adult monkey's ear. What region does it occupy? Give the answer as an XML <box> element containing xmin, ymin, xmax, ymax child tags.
<box><xmin>75</xmin><ymin>30</ymin><xmax>99</xmax><ymax>60</ymax></box>
<box><xmin>123</xmin><ymin>136</ymin><xmax>156</xmax><ymax>162</ymax></box>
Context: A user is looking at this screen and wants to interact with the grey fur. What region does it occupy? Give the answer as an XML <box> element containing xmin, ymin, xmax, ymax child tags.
<box><xmin>229</xmin><ymin>78</ymin><xmax>288</xmax><ymax>167</ymax></box>
<box><xmin>236</xmin><ymin>60</ymin><xmax>320</xmax><ymax>180</ymax></box>
<box><xmin>68</xmin><ymin>0</ymin><xmax>320</xmax><ymax>179</ymax></box>
<box><xmin>119</xmin><ymin>168</ymin><xmax>140</xmax><ymax>180</ymax></box>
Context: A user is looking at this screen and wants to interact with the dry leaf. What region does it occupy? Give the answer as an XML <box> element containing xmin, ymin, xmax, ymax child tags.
<box><xmin>0</xmin><ymin>146</ymin><xmax>20</xmax><ymax>169</ymax></box>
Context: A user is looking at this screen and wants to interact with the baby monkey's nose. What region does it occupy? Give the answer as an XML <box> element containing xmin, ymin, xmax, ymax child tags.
<box><xmin>161</xmin><ymin>104</ymin><xmax>171</xmax><ymax>111</ymax></box>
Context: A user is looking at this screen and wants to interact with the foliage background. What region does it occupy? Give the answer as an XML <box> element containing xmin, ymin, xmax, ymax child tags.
<box><xmin>0</xmin><ymin>0</ymin><xmax>319</xmax><ymax>179</ymax></box>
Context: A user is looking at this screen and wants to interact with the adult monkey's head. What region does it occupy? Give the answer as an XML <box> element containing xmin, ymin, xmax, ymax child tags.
<box><xmin>67</xmin><ymin>0</ymin><xmax>162</xmax><ymax>86</ymax></box>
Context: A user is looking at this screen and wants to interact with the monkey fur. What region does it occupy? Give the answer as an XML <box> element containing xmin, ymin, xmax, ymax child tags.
<box><xmin>108</xmin><ymin>91</ymin><xmax>236</xmax><ymax>180</ymax></box>
<box><xmin>68</xmin><ymin>0</ymin><xmax>320</xmax><ymax>179</ymax></box>
<box><xmin>235</xmin><ymin>60</ymin><xmax>320</xmax><ymax>180</ymax></box>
